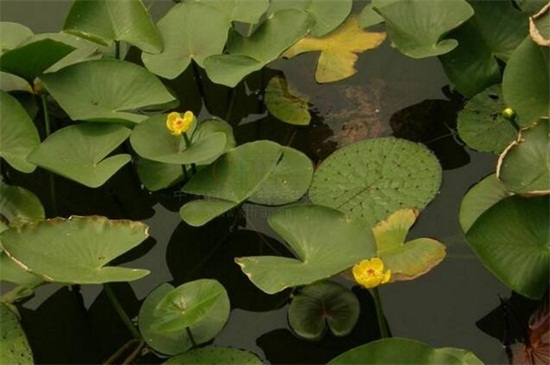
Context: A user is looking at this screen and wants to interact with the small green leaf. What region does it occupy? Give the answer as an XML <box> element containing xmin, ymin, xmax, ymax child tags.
<box><xmin>0</xmin><ymin>303</ymin><xmax>33</xmax><ymax>364</ymax></box>
<box><xmin>188</xmin><ymin>0</ymin><xmax>269</xmax><ymax>23</ymax></box>
<box><xmin>359</xmin><ymin>0</ymin><xmax>399</xmax><ymax>29</ymax></box>
<box><xmin>135</xmin><ymin>157</ymin><xmax>183</xmax><ymax>192</ymax></box>
<box><xmin>265</xmin><ymin>75</ymin><xmax>310</xmax><ymax>126</ymax></box>
<box><xmin>179</xmin><ymin>199</ymin><xmax>239</xmax><ymax>228</ymax></box>
<box><xmin>0</xmin><ymin>22</ymin><xmax>33</xmax><ymax>55</ymax></box>
<box><xmin>0</xmin><ymin>182</ymin><xmax>44</xmax><ymax>227</ymax></box>
<box><xmin>163</xmin><ymin>347</ymin><xmax>262</xmax><ymax>365</ymax></box>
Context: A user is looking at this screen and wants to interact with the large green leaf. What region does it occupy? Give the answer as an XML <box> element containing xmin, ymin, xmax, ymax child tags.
<box><xmin>265</xmin><ymin>75</ymin><xmax>310</xmax><ymax>126</ymax></box>
<box><xmin>63</xmin><ymin>0</ymin><xmax>162</xmax><ymax>53</ymax></box>
<box><xmin>328</xmin><ymin>338</ymin><xmax>483</xmax><ymax>364</ymax></box>
<box><xmin>27</xmin><ymin>123</ymin><xmax>131</xmax><ymax>188</ymax></box>
<box><xmin>0</xmin><ymin>303</ymin><xmax>33</xmax><ymax>364</ymax></box>
<box><xmin>497</xmin><ymin>119</ymin><xmax>550</xmax><ymax>195</ymax></box>
<box><xmin>0</xmin><ymin>216</ymin><xmax>150</xmax><ymax>284</ymax></box>
<box><xmin>288</xmin><ymin>280</ymin><xmax>359</xmax><ymax>340</ymax></box>
<box><xmin>309</xmin><ymin>137</ymin><xmax>442</xmax><ymax>227</ymax></box>
<box><xmin>0</xmin><ymin>91</ymin><xmax>39</xmax><ymax>173</ymax></box>
<box><xmin>0</xmin><ymin>182</ymin><xmax>44</xmax><ymax>227</ymax></box>
<box><xmin>0</xmin><ymin>22</ymin><xmax>33</xmax><ymax>55</ymax></box>
<box><xmin>439</xmin><ymin>1</ymin><xmax>528</xmax><ymax>97</ymax></box>
<box><xmin>457</xmin><ymin>85</ymin><xmax>518</xmax><ymax>153</ymax></box>
<box><xmin>502</xmin><ymin>37</ymin><xmax>549</xmax><ymax>127</ymax></box>
<box><xmin>40</xmin><ymin>59</ymin><xmax>175</xmax><ymax>124</ymax></box>
<box><xmin>236</xmin><ymin>204</ymin><xmax>376</xmax><ymax>295</ymax></box>
<box><xmin>204</xmin><ymin>9</ymin><xmax>313</xmax><ymax>87</ymax></box>
<box><xmin>466</xmin><ymin>195</ymin><xmax>549</xmax><ymax>299</ymax></box>
<box><xmin>375</xmin><ymin>0</ymin><xmax>474</xmax><ymax>58</ymax></box>
<box><xmin>142</xmin><ymin>2</ymin><xmax>230</xmax><ymax>79</ymax></box>
<box><xmin>187</xmin><ymin>0</ymin><xmax>269</xmax><ymax>23</ymax></box>
<box><xmin>164</xmin><ymin>347</ymin><xmax>262</xmax><ymax>365</ymax></box>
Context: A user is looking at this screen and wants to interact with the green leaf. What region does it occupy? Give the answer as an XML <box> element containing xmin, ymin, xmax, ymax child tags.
<box><xmin>187</xmin><ymin>0</ymin><xmax>269</xmax><ymax>23</ymax></box>
<box><xmin>236</xmin><ymin>204</ymin><xmax>376</xmax><ymax>294</ymax></box>
<box><xmin>359</xmin><ymin>0</ymin><xmax>399</xmax><ymax>29</ymax></box>
<box><xmin>27</xmin><ymin>123</ymin><xmax>131</xmax><ymax>188</ymax></box>
<box><xmin>0</xmin><ymin>303</ymin><xmax>33</xmax><ymax>364</ymax></box>
<box><xmin>0</xmin><ymin>22</ymin><xmax>33</xmax><ymax>55</ymax></box>
<box><xmin>288</xmin><ymin>280</ymin><xmax>360</xmax><ymax>340</ymax></box>
<box><xmin>151</xmin><ymin>279</ymin><xmax>230</xmax><ymax>333</ymax></box>
<box><xmin>0</xmin><ymin>253</ymin><xmax>43</xmax><ymax>288</ymax></box>
<box><xmin>164</xmin><ymin>347</ymin><xmax>262</xmax><ymax>365</ymax></box>
<box><xmin>439</xmin><ymin>1</ymin><xmax>528</xmax><ymax>97</ymax></box>
<box><xmin>63</xmin><ymin>0</ymin><xmax>162</xmax><ymax>53</ymax></box>
<box><xmin>0</xmin><ymin>72</ymin><xmax>29</xmax><ymax>92</ymax></box>
<box><xmin>0</xmin><ymin>91</ymin><xmax>39</xmax><ymax>173</ymax></box>
<box><xmin>204</xmin><ymin>9</ymin><xmax>313</xmax><ymax>87</ymax></box>
<box><xmin>268</xmin><ymin>0</ymin><xmax>352</xmax><ymax>37</ymax></box>
<box><xmin>179</xmin><ymin>199</ymin><xmax>240</xmax><ymax>227</ymax></box>
<box><xmin>517</xmin><ymin>0</ymin><xmax>549</xmax><ymax>14</ymax></box>
<box><xmin>328</xmin><ymin>338</ymin><xmax>483</xmax><ymax>364</ymax></box>
<box><xmin>375</xmin><ymin>0</ymin><xmax>474</xmax><ymax>58</ymax></box>
<box><xmin>265</xmin><ymin>75</ymin><xmax>310</xmax><ymax>125</ymax></box>
<box><xmin>0</xmin><ymin>216</ymin><xmax>150</xmax><ymax>284</ymax></box>
<box><xmin>142</xmin><ymin>2</ymin><xmax>230</xmax><ymax>79</ymax></box>
<box><xmin>40</xmin><ymin>59</ymin><xmax>175</xmax><ymax>124</ymax></box>
<box><xmin>457</xmin><ymin>85</ymin><xmax>518</xmax><ymax>153</ymax></box>
<box><xmin>502</xmin><ymin>37</ymin><xmax>549</xmax><ymax>126</ymax></box>
<box><xmin>466</xmin><ymin>195</ymin><xmax>549</xmax><ymax>299</ymax></box>
<box><xmin>135</xmin><ymin>157</ymin><xmax>183</xmax><ymax>191</ymax></box>
<box><xmin>497</xmin><ymin>119</ymin><xmax>550</xmax><ymax>195</ymax></box>
<box><xmin>0</xmin><ymin>182</ymin><xmax>44</xmax><ymax>227</ymax></box>
<box><xmin>309</xmin><ymin>137</ymin><xmax>442</xmax><ymax>227</ymax></box>
<box><xmin>459</xmin><ymin>173</ymin><xmax>512</xmax><ymax>233</ymax></box>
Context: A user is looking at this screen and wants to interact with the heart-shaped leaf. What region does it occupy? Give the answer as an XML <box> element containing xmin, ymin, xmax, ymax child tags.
<box><xmin>187</xmin><ymin>0</ymin><xmax>269</xmax><ymax>23</ymax></box>
<box><xmin>288</xmin><ymin>280</ymin><xmax>360</xmax><ymax>340</ymax></box>
<box><xmin>63</xmin><ymin>0</ymin><xmax>162</xmax><ymax>53</ymax></box>
<box><xmin>375</xmin><ymin>0</ymin><xmax>474</xmax><ymax>58</ymax></box>
<box><xmin>135</xmin><ymin>157</ymin><xmax>183</xmax><ymax>191</ymax></box>
<box><xmin>0</xmin><ymin>216</ymin><xmax>150</xmax><ymax>284</ymax></box>
<box><xmin>265</xmin><ymin>75</ymin><xmax>310</xmax><ymax>126</ymax></box>
<box><xmin>40</xmin><ymin>59</ymin><xmax>175</xmax><ymax>124</ymax></box>
<box><xmin>0</xmin><ymin>22</ymin><xmax>33</xmax><ymax>55</ymax></box>
<box><xmin>142</xmin><ymin>2</ymin><xmax>230</xmax><ymax>79</ymax></box>
<box><xmin>0</xmin><ymin>91</ymin><xmax>39</xmax><ymax>173</ymax></box>
<box><xmin>0</xmin><ymin>303</ymin><xmax>33</xmax><ymax>364</ymax></box>
<box><xmin>27</xmin><ymin>123</ymin><xmax>131</xmax><ymax>188</ymax></box>
<box><xmin>163</xmin><ymin>347</ymin><xmax>262</xmax><ymax>365</ymax></box>
<box><xmin>0</xmin><ymin>182</ymin><xmax>44</xmax><ymax>227</ymax></box>
<box><xmin>283</xmin><ymin>15</ymin><xmax>385</xmax><ymax>83</ymax></box>
<box><xmin>309</xmin><ymin>137</ymin><xmax>442</xmax><ymax>227</ymax></box>
<box><xmin>236</xmin><ymin>204</ymin><xmax>376</xmax><ymax>294</ymax></box>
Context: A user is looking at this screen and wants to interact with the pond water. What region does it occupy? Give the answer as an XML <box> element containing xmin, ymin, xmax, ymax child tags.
<box><xmin>0</xmin><ymin>1</ymin><xmax>518</xmax><ymax>364</ymax></box>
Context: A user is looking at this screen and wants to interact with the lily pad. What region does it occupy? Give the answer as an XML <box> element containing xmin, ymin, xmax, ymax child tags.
<box><xmin>530</xmin><ymin>2</ymin><xmax>550</xmax><ymax>46</ymax></box>
<box><xmin>466</xmin><ymin>195</ymin><xmax>549</xmax><ymax>299</ymax></box>
<box><xmin>0</xmin><ymin>72</ymin><xmax>29</xmax><ymax>92</ymax></box>
<box><xmin>497</xmin><ymin>119</ymin><xmax>550</xmax><ymax>195</ymax></box>
<box><xmin>179</xmin><ymin>199</ymin><xmax>240</xmax><ymax>227</ymax></box>
<box><xmin>288</xmin><ymin>280</ymin><xmax>360</xmax><ymax>340</ymax></box>
<box><xmin>309</xmin><ymin>137</ymin><xmax>442</xmax><ymax>227</ymax></box>
<box><xmin>0</xmin><ymin>182</ymin><xmax>44</xmax><ymax>227</ymax></box>
<box><xmin>0</xmin><ymin>91</ymin><xmax>39</xmax><ymax>173</ymax></box>
<box><xmin>373</xmin><ymin>209</ymin><xmax>445</xmax><ymax>281</ymax></box>
<box><xmin>502</xmin><ymin>37</ymin><xmax>549</xmax><ymax>126</ymax></box>
<box><xmin>40</xmin><ymin>59</ymin><xmax>175</xmax><ymax>124</ymax></box>
<box><xmin>63</xmin><ymin>0</ymin><xmax>162</xmax><ymax>53</ymax></box>
<box><xmin>283</xmin><ymin>15</ymin><xmax>386</xmax><ymax>83</ymax></box>
<box><xmin>187</xmin><ymin>0</ymin><xmax>269</xmax><ymax>23</ymax></box>
<box><xmin>236</xmin><ymin>204</ymin><xmax>376</xmax><ymax>295</ymax></box>
<box><xmin>135</xmin><ymin>157</ymin><xmax>183</xmax><ymax>192</ymax></box>
<box><xmin>328</xmin><ymin>338</ymin><xmax>483</xmax><ymax>364</ymax></box>
<box><xmin>375</xmin><ymin>0</ymin><xmax>474</xmax><ymax>58</ymax></box>
<box><xmin>27</xmin><ymin>123</ymin><xmax>131</xmax><ymax>188</ymax></box>
<box><xmin>142</xmin><ymin>2</ymin><xmax>230</xmax><ymax>79</ymax></box>
<box><xmin>0</xmin><ymin>303</ymin><xmax>33</xmax><ymax>364</ymax></box>
<box><xmin>0</xmin><ymin>22</ymin><xmax>33</xmax><ymax>55</ymax></box>
<box><xmin>0</xmin><ymin>216</ymin><xmax>150</xmax><ymax>284</ymax></box>
<box><xmin>265</xmin><ymin>75</ymin><xmax>310</xmax><ymax>125</ymax></box>
<box><xmin>359</xmin><ymin>0</ymin><xmax>399</xmax><ymax>29</ymax></box>
<box><xmin>164</xmin><ymin>347</ymin><xmax>262</xmax><ymax>365</ymax></box>
<box><xmin>457</xmin><ymin>85</ymin><xmax>518</xmax><ymax>154</ymax></box>
<box><xmin>459</xmin><ymin>174</ymin><xmax>512</xmax><ymax>233</ymax></box>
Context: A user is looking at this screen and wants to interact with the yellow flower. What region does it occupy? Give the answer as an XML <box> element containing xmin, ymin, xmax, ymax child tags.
<box><xmin>352</xmin><ymin>257</ymin><xmax>391</xmax><ymax>289</ymax></box>
<box><xmin>166</xmin><ymin>111</ymin><xmax>194</xmax><ymax>136</ymax></box>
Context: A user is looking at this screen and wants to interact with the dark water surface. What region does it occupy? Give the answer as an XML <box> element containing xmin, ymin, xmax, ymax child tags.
<box><xmin>1</xmin><ymin>1</ymin><xmax>513</xmax><ymax>364</ymax></box>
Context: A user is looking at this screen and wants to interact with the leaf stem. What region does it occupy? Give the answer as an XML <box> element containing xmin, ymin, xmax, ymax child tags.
<box><xmin>371</xmin><ymin>287</ymin><xmax>389</xmax><ymax>338</ymax></box>
<box><xmin>191</xmin><ymin>61</ymin><xmax>206</xmax><ymax>102</ymax></box>
<box><xmin>115</xmin><ymin>40</ymin><xmax>121</xmax><ymax>60</ymax></box>
<box><xmin>186</xmin><ymin>327</ymin><xmax>197</xmax><ymax>348</ymax></box>
<box><xmin>103</xmin><ymin>284</ymin><xmax>141</xmax><ymax>340</ymax></box>
<box><xmin>40</xmin><ymin>93</ymin><xmax>57</xmax><ymax>217</ymax></box>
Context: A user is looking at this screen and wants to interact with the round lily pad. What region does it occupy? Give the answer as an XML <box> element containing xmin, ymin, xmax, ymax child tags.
<box><xmin>163</xmin><ymin>347</ymin><xmax>262</xmax><ymax>365</ymax></box>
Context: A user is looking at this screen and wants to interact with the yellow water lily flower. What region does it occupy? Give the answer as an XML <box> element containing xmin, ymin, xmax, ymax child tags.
<box><xmin>166</xmin><ymin>111</ymin><xmax>194</xmax><ymax>136</ymax></box>
<box><xmin>352</xmin><ymin>257</ymin><xmax>391</xmax><ymax>289</ymax></box>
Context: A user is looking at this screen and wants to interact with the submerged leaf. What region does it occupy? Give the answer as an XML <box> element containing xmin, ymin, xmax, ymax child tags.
<box><xmin>265</xmin><ymin>75</ymin><xmax>310</xmax><ymax>126</ymax></box>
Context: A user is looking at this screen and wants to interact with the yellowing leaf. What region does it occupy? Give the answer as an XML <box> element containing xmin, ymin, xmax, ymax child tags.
<box><xmin>283</xmin><ymin>15</ymin><xmax>386</xmax><ymax>83</ymax></box>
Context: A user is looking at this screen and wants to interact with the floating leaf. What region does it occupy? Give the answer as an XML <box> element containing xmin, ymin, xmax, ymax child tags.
<box><xmin>497</xmin><ymin>119</ymin><xmax>550</xmax><ymax>195</ymax></box>
<box><xmin>288</xmin><ymin>280</ymin><xmax>360</xmax><ymax>340</ymax></box>
<box><xmin>164</xmin><ymin>347</ymin><xmax>262</xmax><ymax>365</ymax></box>
<box><xmin>502</xmin><ymin>37</ymin><xmax>549</xmax><ymax>126</ymax></box>
<box><xmin>359</xmin><ymin>0</ymin><xmax>399</xmax><ymax>29</ymax></box>
<box><xmin>0</xmin><ymin>72</ymin><xmax>29</xmax><ymax>92</ymax></box>
<box><xmin>283</xmin><ymin>15</ymin><xmax>385</xmax><ymax>83</ymax></box>
<box><xmin>530</xmin><ymin>2</ymin><xmax>550</xmax><ymax>46</ymax></box>
<box><xmin>0</xmin><ymin>22</ymin><xmax>33</xmax><ymax>55</ymax></box>
<box><xmin>372</xmin><ymin>209</ymin><xmax>445</xmax><ymax>281</ymax></box>
<box><xmin>135</xmin><ymin>157</ymin><xmax>183</xmax><ymax>191</ymax></box>
<box><xmin>265</xmin><ymin>75</ymin><xmax>310</xmax><ymax>126</ymax></box>
<box><xmin>0</xmin><ymin>182</ymin><xmax>44</xmax><ymax>227</ymax></box>
<box><xmin>0</xmin><ymin>216</ymin><xmax>150</xmax><ymax>284</ymax></box>
<box><xmin>0</xmin><ymin>303</ymin><xmax>33</xmax><ymax>364</ymax></box>
<box><xmin>27</xmin><ymin>123</ymin><xmax>131</xmax><ymax>188</ymax></box>
<box><xmin>466</xmin><ymin>195</ymin><xmax>549</xmax><ymax>299</ymax></box>
<box><xmin>40</xmin><ymin>59</ymin><xmax>175</xmax><ymax>124</ymax></box>
<box><xmin>459</xmin><ymin>174</ymin><xmax>512</xmax><ymax>233</ymax></box>
<box><xmin>328</xmin><ymin>338</ymin><xmax>483</xmax><ymax>364</ymax></box>
<box><xmin>63</xmin><ymin>0</ymin><xmax>162</xmax><ymax>53</ymax></box>
<box><xmin>375</xmin><ymin>0</ymin><xmax>474</xmax><ymax>58</ymax></box>
<box><xmin>142</xmin><ymin>2</ymin><xmax>230</xmax><ymax>79</ymax></box>
<box><xmin>0</xmin><ymin>91</ymin><xmax>39</xmax><ymax>173</ymax></box>
<box><xmin>309</xmin><ymin>137</ymin><xmax>442</xmax><ymax>227</ymax></box>
<box><xmin>187</xmin><ymin>0</ymin><xmax>269</xmax><ymax>23</ymax></box>
<box><xmin>236</xmin><ymin>204</ymin><xmax>376</xmax><ymax>295</ymax></box>
<box><xmin>457</xmin><ymin>85</ymin><xmax>518</xmax><ymax>153</ymax></box>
